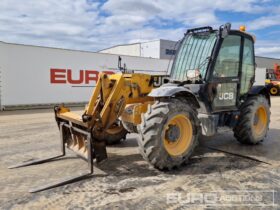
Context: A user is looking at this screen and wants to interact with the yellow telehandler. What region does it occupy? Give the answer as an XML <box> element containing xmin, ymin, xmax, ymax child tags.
<box><xmin>9</xmin><ymin>23</ymin><xmax>271</xmax><ymax>192</ymax></box>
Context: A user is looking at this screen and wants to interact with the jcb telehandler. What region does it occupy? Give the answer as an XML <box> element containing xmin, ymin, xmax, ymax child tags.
<box><xmin>9</xmin><ymin>23</ymin><xmax>270</xmax><ymax>192</ymax></box>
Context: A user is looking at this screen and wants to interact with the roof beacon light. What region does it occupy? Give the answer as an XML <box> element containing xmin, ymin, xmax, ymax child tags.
<box><xmin>240</xmin><ymin>25</ymin><xmax>246</xmax><ymax>32</ymax></box>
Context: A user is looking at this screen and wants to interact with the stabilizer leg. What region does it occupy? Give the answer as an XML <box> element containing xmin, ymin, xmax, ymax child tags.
<box><xmin>92</xmin><ymin>141</ymin><xmax>107</xmax><ymax>163</ymax></box>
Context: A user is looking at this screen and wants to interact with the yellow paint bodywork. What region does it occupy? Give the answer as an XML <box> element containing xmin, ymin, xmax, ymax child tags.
<box><xmin>57</xmin><ymin>112</ymin><xmax>89</xmax><ymax>127</ymax></box>
<box><xmin>56</xmin><ymin>73</ymin><xmax>155</xmax><ymax>131</ymax></box>
<box><xmin>121</xmin><ymin>102</ymin><xmax>153</xmax><ymax>125</ymax></box>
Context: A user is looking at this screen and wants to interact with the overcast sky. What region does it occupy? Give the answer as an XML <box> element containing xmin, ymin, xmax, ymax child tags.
<box><xmin>0</xmin><ymin>0</ymin><xmax>280</xmax><ymax>58</ymax></box>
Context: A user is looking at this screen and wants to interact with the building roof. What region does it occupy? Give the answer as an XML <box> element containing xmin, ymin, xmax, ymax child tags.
<box><xmin>98</xmin><ymin>39</ymin><xmax>178</xmax><ymax>52</ymax></box>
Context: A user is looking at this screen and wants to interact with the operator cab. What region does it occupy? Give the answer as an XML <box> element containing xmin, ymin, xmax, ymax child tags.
<box><xmin>169</xmin><ymin>23</ymin><xmax>256</xmax><ymax>113</ymax></box>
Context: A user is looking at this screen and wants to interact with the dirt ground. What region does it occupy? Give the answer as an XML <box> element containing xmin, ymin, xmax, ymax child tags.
<box><xmin>1</xmin><ymin>98</ymin><xmax>280</xmax><ymax>210</ymax></box>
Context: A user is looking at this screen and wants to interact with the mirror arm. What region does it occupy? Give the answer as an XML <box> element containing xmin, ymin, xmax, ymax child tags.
<box><xmin>219</xmin><ymin>23</ymin><xmax>231</xmax><ymax>38</ymax></box>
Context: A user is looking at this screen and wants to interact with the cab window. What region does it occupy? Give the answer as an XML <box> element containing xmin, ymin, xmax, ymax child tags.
<box><xmin>240</xmin><ymin>38</ymin><xmax>254</xmax><ymax>94</ymax></box>
<box><xmin>214</xmin><ymin>35</ymin><xmax>241</xmax><ymax>77</ymax></box>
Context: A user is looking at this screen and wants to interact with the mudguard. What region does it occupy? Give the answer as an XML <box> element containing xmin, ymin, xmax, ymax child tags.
<box><xmin>248</xmin><ymin>85</ymin><xmax>271</xmax><ymax>106</ymax></box>
<box><xmin>148</xmin><ymin>84</ymin><xmax>200</xmax><ymax>108</ymax></box>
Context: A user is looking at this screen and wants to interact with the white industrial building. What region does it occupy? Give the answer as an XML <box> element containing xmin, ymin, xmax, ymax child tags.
<box><xmin>99</xmin><ymin>39</ymin><xmax>177</xmax><ymax>60</ymax></box>
<box><xmin>100</xmin><ymin>39</ymin><xmax>280</xmax><ymax>69</ymax></box>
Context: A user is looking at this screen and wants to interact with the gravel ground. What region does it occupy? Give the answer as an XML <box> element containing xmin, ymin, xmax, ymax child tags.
<box><xmin>0</xmin><ymin>98</ymin><xmax>280</xmax><ymax>209</ymax></box>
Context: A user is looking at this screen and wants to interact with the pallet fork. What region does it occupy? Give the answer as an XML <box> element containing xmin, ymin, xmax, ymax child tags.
<box><xmin>8</xmin><ymin>122</ymin><xmax>99</xmax><ymax>193</ymax></box>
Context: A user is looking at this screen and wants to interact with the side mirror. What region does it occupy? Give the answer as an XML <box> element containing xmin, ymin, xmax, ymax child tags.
<box><xmin>186</xmin><ymin>69</ymin><xmax>201</xmax><ymax>80</ymax></box>
<box><xmin>219</xmin><ymin>23</ymin><xmax>231</xmax><ymax>38</ymax></box>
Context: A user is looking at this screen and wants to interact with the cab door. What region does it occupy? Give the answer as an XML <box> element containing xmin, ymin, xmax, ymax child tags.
<box><xmin>210</xmin><ymin>34</ymin><xmax>242</xmax><ymax>111</ymax></box>
<box><xmin>239</xmin><ymin>37</ymin><xmax>255</xmax><ymax>96</ymax></box>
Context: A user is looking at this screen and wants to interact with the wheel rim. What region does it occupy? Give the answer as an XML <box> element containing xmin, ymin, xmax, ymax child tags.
<box><xmin>163</xmin><ymin>114</ymin><xmax>193</xmax><ymax>156</ymax></box>
<box><xmin>253</xmin><ymin>105</ymin><xmax>268</xmax><ymax>137</ymax></box>
<box><xmin>270</xmin><ymin>87</ymin><xmax>278</xmax><ymax>95</ymax></box>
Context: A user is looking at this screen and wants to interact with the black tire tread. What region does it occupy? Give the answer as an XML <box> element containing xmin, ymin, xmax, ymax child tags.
<box><xmin>137</xmin><ymin>98</ymin><xmax>199</xmax><ymax>170</ymax></box>
<box><xmin>233</xmin><ymin>95</ymin><xmax>270</xmax><ymax>144</ymax></box>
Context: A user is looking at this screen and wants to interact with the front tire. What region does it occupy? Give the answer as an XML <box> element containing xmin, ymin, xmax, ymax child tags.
<box><xmin>233</xmin><ymin>95</ymin><xmax>270</xmax><ymax>144</ymax></box>
<box><xmin>122</xmin><ymin>121</ymin><xmax>138</xmax><ymax>133</ymax></box>
<box><xmin>94</xmin><ymin>121</ymin><xmax>128</xmax><ymax>145</ymax></box>
<box><xmin>137</xmin><ymin>99</ymin><xmax>199</xmax><ymax>170</ymax></box>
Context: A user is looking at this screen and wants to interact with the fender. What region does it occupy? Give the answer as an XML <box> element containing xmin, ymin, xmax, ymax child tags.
<box><xmin>148</xmin><ymin>84</ymin><xmax>200</xmax><ymax>108</ymax></box>
<box><xmin>248</xmin><ymin>85</ymin><xmax>271</xmax><ymax>106</ymax></box>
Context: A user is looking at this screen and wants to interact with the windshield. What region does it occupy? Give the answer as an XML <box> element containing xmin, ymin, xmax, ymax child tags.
<box><xmin>170</xmin><ymin>32</ymin><xmax>217</xmax><ymax>81</ymax></box>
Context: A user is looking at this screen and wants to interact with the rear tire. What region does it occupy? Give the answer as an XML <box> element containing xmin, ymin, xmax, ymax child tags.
<box><xmin>233</xmin><ymin>95</ymin><xmax>270</xmax><ymax>144</ymax></box>
<box><xmin>137</xmin><ymin>99</ymin><xmax>199</xmax><ymax>170</ymax></box>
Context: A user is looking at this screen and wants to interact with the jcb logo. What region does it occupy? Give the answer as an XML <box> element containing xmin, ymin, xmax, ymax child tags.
<box><xmin>219</xmin><ymin>92</ymin><xmax>234</xmax><ymax>100</ymax></box>
<box><xmin>152</xmin><ymin>75</ymin><xmax>169</xmax><ymax>87</ymax></box>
